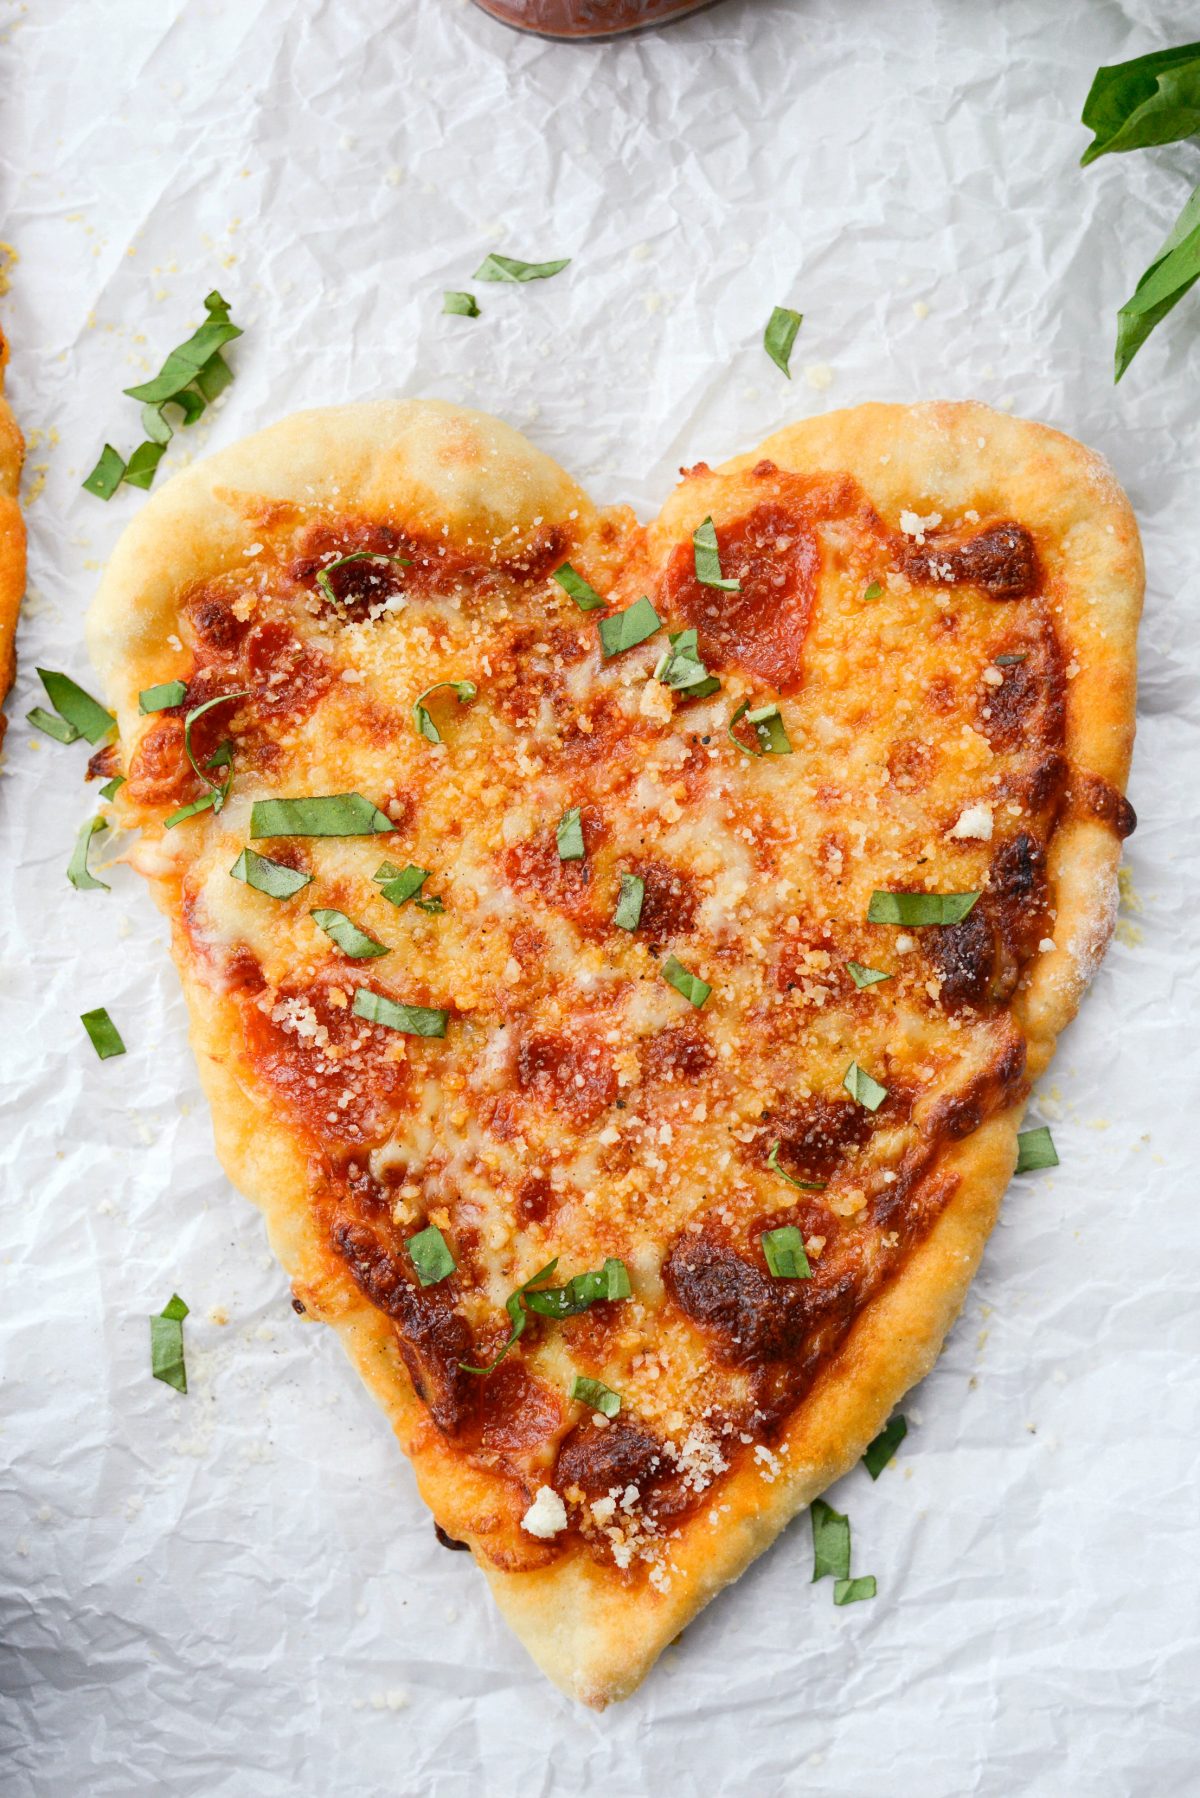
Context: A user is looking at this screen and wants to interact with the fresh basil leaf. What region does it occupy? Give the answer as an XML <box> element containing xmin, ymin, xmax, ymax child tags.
<box><xmin>459</xmin><ymin>1258</ymin><xmax>560</xmax><ymax>1375</ymax></box>
<box><xmin>1081</xmin><ymin>43</ymin><xmax>1200</xmax><ymax>165</ymax></box>
<box><xmin>556</xmin><ymin>805</ymin><xmax>584</xmax><ymax>861</ymax></box>
<box><xmin>250</xmin><ymin>793</ymin><xmax>393</xmax><ymax>837</ymax></box>
<box><xmin>811</xmin><ymin>1497</ymin><xmax>851</xmax><ymax>1582</ymax></box>
<box><xmin>474</xmin><ymin>253</ymin><xmax>570</xmax><ymax>283</ymax></box>
<box><xmin>139</xmin><ymin>680</ymin><xmax>187</xmax><ymax>714</ymax></box>
<box><xmin>654</xmin><ymin>627</ymin><xmax>719</xmax><ymax>695</ymax></box>
<box><xmin>1114</xmin><ymin>182</ymin><xmax>1200</xmax><ymax>382</ymax></box>
<box><xmin>122</xmin><ymin>440</ymin><xmax>168</xmax><ymax>491</ymax></box>
<box><xmin>375</xmin><ymin>863</ymin><xmax>432</xmax><ymax>907</ymax></box>
<box><xmin>165</xmin><ymin>785</ymin><xmax>227</xmax><ymax>828</ymax></box>
<box><xmin>764</xmin><ymin>304</ymin><xmax>803</xmax><ymax>377</ymax></box>
<box><xmin>692</xmin><ymin>515</ymin><xmax>741</xmax><ymax>592</ymax></box>
<box><xmin>834</xmin><ymin>1575</ymin><xmax>877</xmax><ymax>1605</ymax></box>
<box><xmin>862</xmin><ymin>580</ymin><xmax>883</xmax><ymax>602</ymax></box>
<box><xmin>67</xmin><ymin>817</ymin><xmax>109</xmax><ymax>892</ymax></box>
<box><xmin>150</xmin><ymin>1293</ymin><xmax>189</xmax><ymax>1393</ymax></box>
<box><xmin>124</xmin><ymin>290</ymin><xmax>243</xmax><ymax>406</ymax></box>
<box><xmin>413</xmin><ymin>679</ymin><xmax>477</xmax><ymax>743</ymax></box>
<box><xmin>310</xmin><ymin>907</ymin><xmax>390</xmax><ymax>959</ymax></box>
<box><xmin>766</xmin><ymin>1139</ymin><xmax>826</xmax><ymax>1193</ymax></box>
<box><xmin>597</xmin><ymin>595</ymin><xmax>661</xmax><ymax>659</ymax></box>
<box><xmin>183</xmin><ymin>690</ymin><xmax>247</xmax><ymax>801</ymax></box>
<box><xmin>571</xmin><ymin>1375</ymin><xmax>622</xmax><ymax>1418</ymax></box>
<box><xmin>351</xmin><ymin>988</ymin><xmax>448</xmax><ymax>1037</ymax></box>
<box><xmin>552</xmin><ymin>562</ymin><xmax>605</xmax><ymax>611</ymax></box>
<box><xmin>846</xmin><ymin>960</ymin><xmax>892</xmax><ymax>990</ymax></box>
<box><xmin>843</xmin><ymin>1060</ymin><xmax>888</xmax><ymax>1111</ymax></box>
<box><xmin>36</xmin><ymin>669</ymin><xmax>114</xmax><ymax>744</ymax></box>
<box><xmin>80</xmin><ymin>1006</ymin><xmax>125</xmax><ymax>1060</ymax></box>
<box><xmin>99</xmin><ymin>774</ymin><xmax>125</xmax><ymax>800</ymax></box>
<box><xmin>729</xmin><ymin>698</ymin><xmax>791</xmax><ymax>756</ymax></box>
<box><xmin>229</xmin><ymin>847</ymin><xmax>312</xmax><ymax>899</ymax></box>
<box><xmin>82</xmin><ymin>443</ymin><xmax>127</xmax><ymax>499</ymax></box>
<box><xmin>867</xmin><ymin>889</ymin><xmax>980</xmax><ymax>926</ymax></box>
<box><xmin>407</xmin><ymin>1224</ymin><xmax>456</xmax><ymax>1287</ymax></box>
<box><xmin>315</xmin><ymin>550</ymin><xmax>411</xmax><ymax>606</ymax></box>
<box><xmin>525</xmin><ymin>1257</ymin><xmax>632</xmax><ymax>1319</ymax></box>
<box><xmin>863</xmin><ymin>1414</ymin><xmax>907</xmax><ymax>1480</ymax></box>
<box><xmin>443</xmin><ymin>291</ymin><xmax>480</xmax><ymax>317</ymax></box>
<box><xmin>27</xmin><ymin>706</ymin><xmax>80</xmax><ymax>744</ymax></box>
<box><xmin>613</xmin><ymin>872</ymin><xmax>644</xmax><ymax>931</ymax></box>
<box><xmin>662</xmin><ymin>954</ymin><xmax>711</xmax><ymax>1009</ymax></box>
<box><xmin>1015</xmin><ymin>1125</ymin><xmax>1059</xmax><ymax>1174</ymax></box>
<box><xmin>762</xmin><ymin>1224</ymin><xmax>811</xmax><ymax>1279</ymax></box>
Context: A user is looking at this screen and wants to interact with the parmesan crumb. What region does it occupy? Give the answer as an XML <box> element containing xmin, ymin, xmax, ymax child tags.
<box><xmin>948</xmin><ymin>803</ymin><xmax>993</xmax><ymax>842</ymax></box>
<box><xmin>521</xmin><ymin>1486</ymin><xmax>568</xmax><ymax>1539</ymax></box>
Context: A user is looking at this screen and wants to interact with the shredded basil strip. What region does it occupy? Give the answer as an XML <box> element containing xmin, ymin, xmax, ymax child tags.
<box><xmin>729</xmin><ymin>698</ymin><xmax>790</xmax><ymax>756</ymax></box>
<box><xmin>183</xmin><ymin>690</ymin><xmax>247</xmax><ymax>802</ymax></box>
<box><xmin>412</xmin><ymin>679</ymin><xmax>477</xmax><ymax>744</ymax></box>
<box><xmin>67</xmin><ymin>816</ymin><xmax>109</xmax><ymax>892</ymax></box>
<box><xmin>863</xmin><ymin>580</ymin><xmax>884</xmax><ymax>602</ymax></box>
<box><xmin>229</xmin><ymin>847</ymin><xmax>312</xmax><ymax>899</ymax></box>
<box><xmin>1015</xmin><ymin>1125</ymin><xmax>1059</xmax><ymax>1174</ymax></box>
<box><xmin>474</xmin><ymin>253</ymin><xmax>570</xmax><ymax>283</ymax></box>
<box><xmin>571</xmin><ymin>1375</ymin><xmax>622</xmax><ymax>1418</ymax></box>
<box><xmin>863</xmin><ymin>1415</ymin><xmax>908</xmax><ymax>1479</ymax></box>
<box><xmin>867</xmin><ymin>889</ymin><xmax>981</xmax><ymax>926</ymax></box>
<box><xmin>443</xmin><ymin>291</ymin><xmax>480</xmax><ymax>317</ymax></box>
<box><xmin>36</xmin><ymin>669</ymin><xmax>114</xmax><ymax>744</ymax></box>
<box><xmin>994</xmin><ymin>652</ymin><xmax>1029</xmax><ymax>666</ymax></box>
<box><xmin>250</xmin><ymin>793</ymin><xmax>392</xmax><ymax>838</ymax></box>
<box><xmin>82</xmin><ymin>443</ymin><xmax>128</xmax><ymax>500</ymax></box>
<box><xmin>124</xmin><ymin>290</ymin><xmax>242</xmax><ymax>407</ymax></box>
<box><xmin>810</xmin><ymin>1498</ymin><xmax>851</xmax><ymax>1582</ymax></box>
<box><xmin>552</xmin><ymin>562</ymin><xmax>605</xmax><ymax>611</ymax></box>
<box><xmin>764</xmin><ymin>304</ymin><xmax>803</xmax><ymax>377</ymax></box>
<box><xmin>122</xmin><ymin>441</ymin><xmax>167</xmax><ymax>491</ymax></box>
<box><xmin>407</xmin><ymin>1224</ymin><xmax>456</xmax><ymax>1288</ymax></box>
<box><xmin>80</xmin><ymin>1006</ymin><xmax>125</xmax><ymax>1060</ymax></box>
<box><xmin>375</xmin><ymin>863</ymin><xmax>431</xmax><ymax>907</ymax></box>
<box><xmin>662</xmin><ymin>954</ymin><xmax>711</xmax><ymax>1009</ymax></box>
<box><xmin>556</xmin><ymin>806</ymin><xmax>585</xmax><ymax>862</ymax></box>
<box><xmin>150</xmin><ymin>1293</ymin><xmax>189</xmax><ymax>1393</ymax></box>
<box><xmin>351</xmin><ymin>988</ymin><xmax>448</xmax><ymax>1037</ymax></box>
<box><xmin>139</xmin><ymin>680</ymin><xmax>187</xmax><ymax>714</ymax></box>
<box><xmin>692</xmin><ymin>515</ymin><xmax>741</xmax><ymax>592</ymax></box>
<box><xmin>165</xmin><ymin>786</ymin><xmax>226</xmax><ymax>828</ymax></box>
<box><xmin>843</xmin><ymin>1060</ymin><xmax>888</xmax><ymax>1112</ymax></box>
<box><xmin>766</xmin><ymin>1139</ymin><xmax>826</xmax><ymax>1193</ymax></box>
<box><xmin>846</xmin><ymin>960</ymin><xmax>892</xmax><ymax>990</ymax></box>
<box><xmin>597</xmin><ymin>595</ymin><xmax>661</xmax><ymax>659</ymax></box>
<box><xmin>459</xmin><ymin>1259</ymin><xmax>560</xmax><ymax>1376</ymax></box>
<box><xmin>315</xmin><ymin>550</ymin><xmax>411</xmax><ymax>606</ymax></box>
<box><xmin>310</xmin><ymin>907</ymin><xmax>390</xmax><ymax>959</ymax></box>
<box><xmin>415</xmin><ymin>893</ymin><xmax>446</xmax><ymax>915</ymax></box>
<box><xmin>27</xmin><ymin>706</ymin><xmax>79</xmax><ymax>744</ymax></box>
<box><xmin>524</xmin><ymin>1257</ymin><xmax>632</xmax><ymax>1320</ymax></box>
<box><xmin>762</xmin><ymin>1224</ymin><xmax>811</xmax><ymax>1280</ymax></box>
<box><xmin>99</xmin><ymin>775</ymin><xmax>125</xmax><ymax>801</ymax></box>
<box><xmin>654</xmin><ymin>627</ymin><xmax>719</xmax><ymax>696</ymax></box>
<box><xmin>613</xmin><ymin>872</ymin><xmax>644</xmax><ymax>931</ymax></box>
<box><xmin>834</xmin><ymin>1576</ymin><xmax>877</xmax><ymax>1606</ymax></box>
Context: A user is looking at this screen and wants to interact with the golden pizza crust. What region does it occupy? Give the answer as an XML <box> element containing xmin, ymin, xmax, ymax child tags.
<box><xmin>0</xmin><ymin>323</ymin><xmax>26</xmax><ymax>751</ymax></box>
<box><xmin>86</xmin><ymin>399</ymin><xmax>1142</xmax><ymax>1708</ymax></box>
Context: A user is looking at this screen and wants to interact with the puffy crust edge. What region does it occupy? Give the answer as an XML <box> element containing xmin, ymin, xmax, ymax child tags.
<box><xmin>0</xmin><ymin>325</ymin><xmax>26</xmax><ymax>750</ymax></box>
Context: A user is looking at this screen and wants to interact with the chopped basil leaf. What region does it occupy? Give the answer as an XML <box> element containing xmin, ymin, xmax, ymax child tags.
<box><xmin>310</xmin><ymin>907</ymin><xmax>390</xmax><ymax>959</ymax></box>
<box><xmin>139</xmin><ymin>680</ymin><xmax>187</xmax><ymax>714</ymax></box>
<box><xmin>124</xmin><ymin>289</ymin><xmax>243</xmax><ymax>406</ymax></box>
<box><xmin>762</xmin><ymin>1224</ymin><xmax>811</xmax><ymax>1279</ymax></box>
<box><xmin>407</xmin><ymin>1224</ymin><xmax>456</xmax><ymax>1287</ymax></box>
<box><xmin>99</xmin><ymin>774</ymin><xmax>125</xmax><ymax>801</ymax></box>
<box><xmin>766</xmin><ymin>1139</ymin><xmax>826</xmax><ymax>1192</ymax></box>
<box><xmin>229</xmin><ymin>847</ymin><xmax>312</xmax><ymax>899</ymax></box>
<box><xmin>613</xmin><ymin>872</ymin><xmax>644</xmax><ymax>931</ymax></box>
<box><xmin>459</xmin><ymin>1258</ymin><xmax>560</xmax><ymax>1375</ymax></box>
<box><xmin>122</xmin><ymin>440</ymin><xmax>167</xmax><ymax>491</ymax></box>
<box><xmin>764</xmin><ymin>304</ymin><xmax>803</xmax><ymax>377</ymax></box>
<box><xmin>150</xmin><ymin>1293</ymin><xmax>189</xmax><ymax>1393</ymax></box>
<box><xmin>552</xmin><ymin>562</ymin><xmax>605</xmax><ymax>611</ymax></box>
<box><xmin>843</xmin><ymin>1060</ymin><xmax>888</xmax><ymax>1111</ymax></box>
<box><xmin>867</xmin><ymin>889</ymin><xmax>981</xmax><ymax>926</ymax></box>
<box><xmin>413</xmin><ymin>679</ymin><xmax>477</xmax><ymax>744</ymax></box>
<box><xmin>315</xmin><ymin>550</ymin><xmax>411</xmax><ymax>605</ymax></box>
<box><xmin>443</xmin><ymin>290</ymin><xmax>480</xmax><ymax>317</ymax></box>
<box><xmin>729</xmin><ymin>698</ymin><xmax>791</xmax><ymax>756</ymax></box>
<box><xmin>1114</xmin><ymin>182</ymin><xmax>1200</xmax><ymax>382</ymax></box>
<box><xmin>183</xmin><ymin>690</ymin><xmax>247</xmax><ymax>805</ymax></box>
<box><xmin>662</xmin><ymin>954</ymin><xmax>711</xmax><ymax>1009</ymax></box>
<box><xmin>375</xmin><ymin>863</ymin><xmax>432</xmax><ymax>907</ymax></box>
<box><xmin>82</xmin><ymin>443</ymin><xmax>127</xmax><ymax>499</ymax></box>
<box><xmin>692</xmin><ymin>515</ymin><xmax>741</xmax><ymax>592</ymax></box>
<box><xmin>351</xmin><ymin>988</ymin><xmax>448</xmax><ymax>1037</ymax></box>
<box><xmin>165</xmin><ymin>787</ymin><xmax>226</xmax><ymax>828</ymax></box>
<box><xmin>250</xmin><ymin>793</ymin><xmax>392</xmax><ymax>837</ymax></box>
<box><xmin>67</xmin><ymin>816</ymin><xmax>109</xmax><ymax>892</ymax></box>
<box><xmin>80</xmin><ymin>1006</ymin><xmax>125</xmax><ymax>1060</ymax></box>
<box><xmin>205</xmin><ymin>741</ymin><xmax>233</xmax><ymax>771</ymax></box>
<box><xmin>36</xmin><ymin>669</ymin><xmax>114</xmax><ymax>744</ymax></box>
<box><xmin>525</xmin><ymin>1257</ymin><xmax>632</xmax><ymax>1319</ymax></box>
<box><xmin>415</xmin><ymin>894</ymin><xmax>446</xmax><ymax>915</ymax></box>
<box><xmin>474</xmin><ymin>253</ymin><xmax>570</xmax><ymax>283</ymax></box>
<box><xmin>846</xmin><ymin>960</ymin><xmax>892</xmax><ymax>990</ymax></box>
<box><xmin>597</xmin><ymin>595</ymin><xmax>661</xmax><ymax>659</ymax></box>
<box><xmin>994</xmin><ymin>652</ymin><xmax>1029</xmax><ymax>666</ymax></box>
<box><xmin>571</xmin><ymin>1375</ymin><xmax>622</xmax><ymax>1418</ymax></box>
<box><xmin>556</xmin><ymin>805</ymin><xmax>584</xmax><ymax>861</ymax></box>
<box><xmin>863</xmin><ymin>1414</ymin><xmax>907</xmax><ymax>1479</ymax></box>
<box><xmin>27</xmin><ymin>706</ymin><xmax>80</xmax><ymax>744</ymax></box>
<box><xmin>862</xmin><ymin>580</ymin><xmax>883</xmax><ymax>602</ymax></box>
<box><xmin>833</xmin><ymin>1575</ymin><xmax>877</xmax><ymax>1606</ymax></box>
<box><xmin>1015</xmin><ymin>1125</ymin><xmax>1059</xmax><ymax>1173</ymax></box>
<box><xmin>810</xmin><ymin>1497</ymin><xmax>851</xmax><ymax>1582</ymax></box>
<box><xmin>1080</xmin><ymin>44</ymin><xmax>1200</xmax><ymax>166</ymax></box>
<box><xmin>654</xmin><ymin>627</ymin><xmax>719</xmax><ymax>696</ymax></box>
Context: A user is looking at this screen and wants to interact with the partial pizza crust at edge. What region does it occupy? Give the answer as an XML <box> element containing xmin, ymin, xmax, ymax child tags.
<box><xmin>0</xmin><ymin>324</ymin><xmax>26</xmax><ymax>750</ymax></box>
<box><xmin>86</xmin><ymin>398</ymin><xmax>1143</xmax><ymax>1708</ymax></box>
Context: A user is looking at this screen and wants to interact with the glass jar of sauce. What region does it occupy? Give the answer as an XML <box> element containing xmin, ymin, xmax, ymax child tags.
<box><xmin>469</xmin><ymin>0</ymin><xmax>718</xmax><ymax>39</ymax></box>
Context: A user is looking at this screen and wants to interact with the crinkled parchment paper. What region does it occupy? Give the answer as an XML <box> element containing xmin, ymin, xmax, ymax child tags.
<box><xmin>2</xmin><ymin>0</ymin><xmax>1198</xmax><ymax>1792</ymax></box>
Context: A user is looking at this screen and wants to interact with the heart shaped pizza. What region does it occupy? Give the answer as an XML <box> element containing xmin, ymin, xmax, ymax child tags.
<box><xmin>86</xmin><ymin>399</ymin><xmax>1141</xmax><ymax>1706</ymax></box>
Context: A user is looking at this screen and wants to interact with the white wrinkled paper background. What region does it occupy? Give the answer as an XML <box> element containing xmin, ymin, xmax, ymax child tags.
<box><xmin>2</xmin><ymin>0</ymin><xmax>1198</xmax><ymax>1790</ymax></box>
